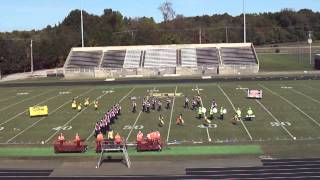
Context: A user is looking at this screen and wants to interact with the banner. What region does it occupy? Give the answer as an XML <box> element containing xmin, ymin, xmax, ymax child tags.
<box><xmin>29</xmin><ymin>106</ymin><xmax>48</xmax><ymax>117</ymax></box>
<box><xmin>247</xmin><ymin>89</ymin><xmax>262</xmax><ymax>99</ymax></box>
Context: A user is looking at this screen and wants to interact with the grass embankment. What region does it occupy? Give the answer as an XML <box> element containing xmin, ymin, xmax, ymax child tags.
<box><xmin>258</xmin><ymin>53</ymin><xmax>314</xmax><ymax>71</ymax></box>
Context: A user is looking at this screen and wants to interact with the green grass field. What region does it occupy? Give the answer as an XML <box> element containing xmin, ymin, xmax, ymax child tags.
<box><xmin>258</xmin><ymin>53</ymin><xmax>315</xmax><ymax>71</ymax></box>
<box><xmin>0</xmin><ymin>80</ymin><xmax>320</xmax><ymax>157</ymax></box>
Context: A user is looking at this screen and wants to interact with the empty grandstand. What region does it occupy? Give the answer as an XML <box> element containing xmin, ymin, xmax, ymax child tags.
<box><xmin>63</xmin><ymin>43</ymin><xmax>259</xmax><ymax>79</ymax></box>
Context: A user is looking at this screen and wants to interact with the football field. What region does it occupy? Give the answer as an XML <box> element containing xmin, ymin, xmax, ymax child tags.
<box><xmin>0</xmin><ymin>79</ymin><xmax>320</xmax><ymax>153</ymax></box>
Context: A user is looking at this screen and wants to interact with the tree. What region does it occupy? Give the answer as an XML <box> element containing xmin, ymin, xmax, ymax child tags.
<box><xmin>158</xmin><ymin>1</ymin><xmax>176</xmax><ymax>22</ymax></box>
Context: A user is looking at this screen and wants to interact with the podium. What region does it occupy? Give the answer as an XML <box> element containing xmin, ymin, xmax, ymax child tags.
<box><xmin>96</xmin><ymin>140</ymin><xmax>131</xmax><ymax>168</ymax></box>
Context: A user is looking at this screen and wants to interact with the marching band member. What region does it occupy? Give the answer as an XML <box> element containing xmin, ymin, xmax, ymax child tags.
<box><xmin>142</xmin><ymin>100</ymin><xmax>146</xmax><ymax>112</ymax></box>
<box><xmin>72</xmin><ymin>99</ymin><xmax>77</xmax><ymax>109</ymax></box>
<box><xmin>132</xmin><ymin>100</ymin><xmax>137</xmax><ymax>113</ymax></box>
<box><xmin>74</xmin><ymin>133</ymin><xmax>81</xmax><ymax>146</ymax></box>
<box><xmin>137</xmin><ymin>130</ymin><xmax>144</xmax><ymax>143</ymax></box>
<box><xmin>166</xmin><ymin>98</ymin><xmax>171</xmax><ymax>109</ymax></box>
<box><xmin>211</xmin><ymin>98</ymin><xmax>217</xmax><ymax>109</ymax></box>
<box><xmin>176</xmin><ymin>113</ymin><xmax>184</xmax><ymax>126</ymax></box>
<box><xmin>77</xmin><ymin>103</ymin><xmax>82</xmax><ymax>112</ymax></box>
<box><xmin>246</xmin><ymin>107</ymin><xmax>254</xmax><ymax>121</ymax></box>
<box><xmin>94</xmin><ymin>122</ymin><xmax>101</xmax><ymax>137</ymax></box>
<box><xmin>158</xmin><ymin>114</ymin><xmax>164</xmax><ymax>127</ymax></box>
<box><xmin>114</xmin><ymin>133</ymin><xmax>122</xmax><ymax>144</ymax></box>
<box><xmin>146</xmin><ymin>101</ymin><xmax>151</xmax><ymax>113</ymax></box>
<box><xmin>94</xmin><ymin>100</ymin><xmax>98</xmax><ymax>110</ymax></box>
<box><xmin>209</xmin><ymin>107</ymin><xmax>217</xmax><ymax>120</ymax></box>
<box><xmin>151</xmin><ymin>98</ymin><xmax>156</xmax><ymax>110</ymax></box>
<box><xmin>231</xmin><ymin>114</ymin><xmax>239</xmax><ymax>125</ymax></box>
<box><xmin>219</xmin><ymin>107</ymin><xmax>227</xmax><ymax>120</ymax></box>
<box><xmin>108</xmin><ymin>130</ymin><xmax>114</xmax><ymax>140</ymax></box>
<box><xmin>198</xmin><ymin>106</ymin><xmax>203</xmax><ymax>119</ymax></box>
<box><xmin>96</xmin><ymin>132</ymin><xmax>104</xmax><ymax>146</ymax></box>
<box><xmin>184</xmin><ymin>96</ymin><xmax>189</xmax><ymax>109</ymax></box>
<box><xmin>84</xmin><ymin>97</ymin><xmax>90</xmax><ymax>107</ymax></box>
<box><xmin>236</xmin><ymin>107</ymin><xmax>242</xmax><ymax>120</ymax></box>
<box><xmin>191</xmin><ymin>98</ymin><xmax>196</xmax><ymax>110</ymax></box>
<box><xmin>58</xmin><ymin>133</ymin><xmax>65</xmax><ymax>145</ymax></box>
<box><xmin>157</xmin><ymin>100</ymin><xmax>162</xmax><ymax>111</ymax></box>
<box><xmin>155</xmin><ymin>131</ymin><xmax>161</xmax><ymax>141</ymax></box>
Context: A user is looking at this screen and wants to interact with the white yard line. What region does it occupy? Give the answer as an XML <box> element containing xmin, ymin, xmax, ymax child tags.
<box><xmin>206</xmin><ymin>128</ymin><xmax>212</xmax><ymax>142</ymax></box>
<box><xmin>195</xmin><ymin>85</ymin><xmax>212</xmax><ymax>142</ymax></box>
<box><xmin>6</xmin><ymin>88</ymin><xmax>94</xmax><ymax>143</ymax></box>
<box><xmin>45</xmin><ymin>91</ymin><xmax>108</xmax><ymax>143</ymax></box>
<box><xmin>125</xmin><ymin>111</ymin><xmax>142</xmax><ymax>142</ymax></box>
<box><xmin>86</xmin><ymin>87</ymin><xmax>136</xmax><ymax>141</ymax></box>
<box><xmin>0</xmin><ymin>91</ymin><xmax>50</xmax><ymax>112</ymax></box>
<box><xmin>0</xmin><ymin>92</ymin><xmax>61</xmax><ymax>127</ymax></box>
<box><xmin>217</xmin><ymin>85</ymin><xmax>253</xmax><ymax>141</ymax></box>
<box><xmin>166</xmin><ymin>86</ymin><xmax>178</xmax><ymax>143</ymax></box>
<box><xmin>118</xmin><ymin>87</ymin><xmax>136</xmax><ymax>103</ymax></box>
<box><xmin>237</xmin><ymin>85</ymin><xmax>296</xmax><ymax>140</ymax></box>
<box><xmin>259</xmin><ymin>84</ymin><xmax>320</xmax><ymax>128</ymax></box>
<box><xmin>289</xmin><ymin>88</ymin><xmax>320</xmax><ymax>104</ymax></box>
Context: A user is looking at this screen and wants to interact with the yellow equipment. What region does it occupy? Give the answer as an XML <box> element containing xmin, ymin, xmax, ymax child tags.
<box><xmin>29</xmin><ymin>106</ymin><xmax>48</xmax><ymax>117</ymax></box>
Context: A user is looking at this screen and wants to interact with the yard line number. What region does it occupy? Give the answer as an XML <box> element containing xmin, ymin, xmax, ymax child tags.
<box><xmin>52</xmin><ymin>126</ymin><xmax>72</xmax><ymax>131</ymax></box>
<box><xmin>197</xmin><ymin>124</ymin><xmax>218</xmax><ymax>129</ymax></box>
<box><xmin>123</xmin><ymin>125</ymin><xmax>144</xmax><ymax>130</ymax></box>
<box><xmin>270</xmin><ymin>122</ymin><xmax>291</xmax><ymax>127</ymax></box>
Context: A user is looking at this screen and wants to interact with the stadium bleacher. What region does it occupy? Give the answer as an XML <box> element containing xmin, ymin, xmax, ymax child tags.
<box><xmin>144</xmin><ymin>49</ymin><xmax>177</xmax><ymax>68</ymax></box>
<box><xmin>123</xmin><ymin>50</ymin><xmax>142</xmax><ymax>68</ymax></box>
<box><xmin>64</xmin><ymin>51</ymin><xmax>102</xmax><ymax>69</ymax></box>
<box><xmin>180</xmin><ymin>48</ymin><xmax>197</xmax><ymax>67</ymax></box>
<box><xmin>221</xmin><ymin>47</ymin><xmax>257</xmax><ymax>65</ymax></box>
<box><xmin>196</xmin><ymin>48</ymin><xmax>220</xmax><ymax>67</ymax></box>
<box><xmin>101</xmin><ymin>50</ymin><xmax>126</xmax><ymax>69</ymax></box>
<box><xmin>63</xmin><ymin>43</ymin><xmax>259</xmax><ymax>78</ymax></box>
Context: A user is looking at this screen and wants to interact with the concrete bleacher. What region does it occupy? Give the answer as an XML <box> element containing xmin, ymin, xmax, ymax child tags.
<box><xmin>64</xmin><ymin>51</ymin><xmax>102</xmax><ymax>68</ymax></box>
<box><xmin>101</xmin><ymin>50</ymin><xmax>126</xmax><ymax>69</ymax></box>
<box><xmin>196</xmin><ymin>48</ymin><xmax>220</xmax><ymax>67</ymax></box>
<box><xmin>63</xmin><ymin>43</ymin><xmax>259</xmax><ymax>79</ymax></box>
<box><xmin>123</xmin><ymin>50</ymin><xmax>142</xmax><ymax>68</ymax></box>
<box><xmin>221</xmin><ymin>47</ymin><xmax>257</xmax><ymax>65</ymax></box>
<box><xmin>181</xmin><ymin>48</ymin><xmax>197</xmax><ymax>67</ymax></box>
<box><xmin>144</xmin><ymin>49</ymin><xmax>177</xmax><ymax>68</ymax></box>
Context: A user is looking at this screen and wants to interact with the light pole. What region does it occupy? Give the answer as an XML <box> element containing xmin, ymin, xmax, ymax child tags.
<box><xmin>80</xmin><ymin>0</ymin><xmax>84</xmax><ymax>47</ymax></box>
<box><xmin>30</xmin><ymin>39</ymin><xmax>34</xmax><ymax>74</ymax></box>
<box><xmin>199</xmin><ymin>28</ymin><xmax>202</xmax><ymax>44</ymax></box>
<box><xmin>308</xmin><ymin>31</ymin><xmax>312</xmax><ymax>65</ymax></box>
<box><xmin>243</xmin><ymin>0</ymin><xmax>246</xmax><ymax>43</ymax></box>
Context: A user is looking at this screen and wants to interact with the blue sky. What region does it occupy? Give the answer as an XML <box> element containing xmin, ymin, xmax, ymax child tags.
<box><xmin>0</xmin><ymin>0</ymin><xmax>319</xmax><ymax>32</ymax></box>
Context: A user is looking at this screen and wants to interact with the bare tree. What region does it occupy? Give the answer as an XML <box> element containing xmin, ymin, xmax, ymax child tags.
<box><xmin>158</xmin><ymin>1</ymin><xmax>176</xmax><ymax>22</ymax></box>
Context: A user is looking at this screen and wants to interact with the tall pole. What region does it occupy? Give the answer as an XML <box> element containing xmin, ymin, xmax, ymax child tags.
<box><xmin>308</xmin><ymin>31</ymin><xmax>312</xmax><ymax>65</ymax></box>
<box><xmin>225</xmin><ymin>26</ymin><xmax>228</xmax><ymax>43</ymax></box>
<box><xmin>243</xmin><ymin>0</ymin><xmax>246</xmax><ymax>43</ymax></box>
<box><xmin>30</xmin><ymin>39</ymin><xmax>34</xmax><ymax>74</ymax></box>
<box><xmin>80</xmin><ymin>0</ymin><xmax>84</xmax><ymax>47</ymax></box>
<box><xmin>199</xmin><ymin>28</ymin><xmax>202</xmax><ymax>44</ymax></box>
<box><xmin>310</xmin><ymin>42</ymin><xmax>312</xmax><ymax>65</ymax></box>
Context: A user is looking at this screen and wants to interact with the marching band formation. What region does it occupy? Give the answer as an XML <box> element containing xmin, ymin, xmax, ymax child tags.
<box><xmin>65</xmin><ymin>92</ymin><xmax>255</xmax><ymax>145</ymax></box>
